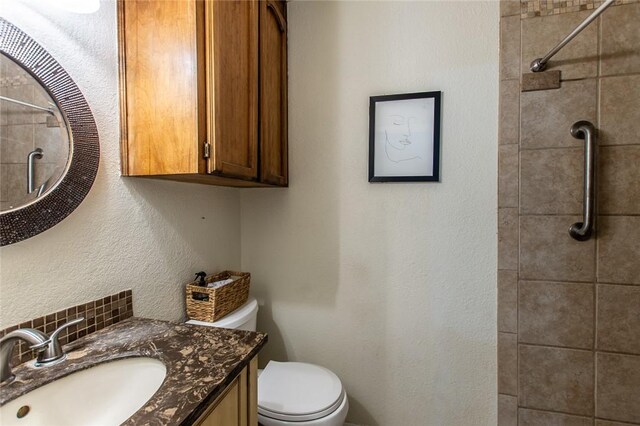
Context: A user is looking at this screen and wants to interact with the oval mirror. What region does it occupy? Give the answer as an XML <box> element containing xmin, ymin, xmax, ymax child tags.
<box><xmin>0</xmin><ymin>19</ymin><xmax>99</xmax><ymax>246</ymax></box>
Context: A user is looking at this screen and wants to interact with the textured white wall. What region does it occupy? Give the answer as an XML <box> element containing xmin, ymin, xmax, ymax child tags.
<box><xmin>241</xmin><ymin>2</ymin><xmax>499</xmax><ymax>425</ymax></box>
<box><xmin>0</xmin><ymin>1</ymin><xmax>241</xmax><ymax>327</ymax></box>
<box><xmin>1</xmin><ymin>1</ymin><xmax>498</xmax><ymax>423</ymax></box>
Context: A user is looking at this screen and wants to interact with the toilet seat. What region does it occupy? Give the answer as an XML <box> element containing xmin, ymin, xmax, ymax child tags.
<box><xmin>258</xmin><ymin>361</ymin><xmax>345</xmax><ymax>422</ymax></box>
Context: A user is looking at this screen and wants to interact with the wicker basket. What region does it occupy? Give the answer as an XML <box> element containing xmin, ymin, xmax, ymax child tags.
<box><xmin>186</xmin><ymin>271</ymin><xmax>250</xmax><ymax>322</ymax></box>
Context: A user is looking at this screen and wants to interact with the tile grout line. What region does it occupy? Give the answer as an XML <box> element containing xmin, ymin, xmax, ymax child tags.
<box><xmin>593</xmin><ymin>12</ymin><xmax>602</xmax><ymax>418</ymax></box>
<box><xmin>520</xmin><ymin>213</ymin><xmax>640</xmax><ymax>217</ymax></box>
<box><xmin>519</xmin><ymin>142</ymin><xmax>640</xmax><ymax>152</ymax></box>
<box><xmin>519</xmin><ymin>277</ymin><xmax>595</xmax><ymax>285</ymax></box>
<box><xmin>519</xmin><ymin>341</ymin><xmax>640</xmax><ymax>358</ymax></box>
<box><xmin>595</xmin><ymin>416</ymin><xmax>640</xmax><ymax>426</ymax></box>
<box><xmin>597</xmin><ymin>281</ymin><xmax>640</xmax><ymax>288</ymax></box>
<box><xmin>559</xmin><ymin>70</ymin><xmax>640</xmax><ymax>83</ymax></box>
<box><xmin>517</xmin><ymin>13</ymin><xmax>523</xmax><ymax>423</ymax></box>
<box><xmin>516</xmin><ymin>403</ymin><xmax>594</xmax><ymax>420</ymax></box>
<box><xmin>518</xmin><ymin>405</ymin><xmax>595</xmax><ymax>420</ymax></box>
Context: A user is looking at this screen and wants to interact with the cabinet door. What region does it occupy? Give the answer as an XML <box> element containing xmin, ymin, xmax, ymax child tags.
<box><xmin>119</xmin><ymin>0</ymin><xmax>205</xmax><ymax>176</ymax></box>
<box><xmin>206</xmin><ymin>0</ymin><xmax>259</xmax><ymax>180</ymax></box>
<box><xmin>259</xmin><ymin>0</ymin><xmax>288</xmax><ymax>186</ymax></box>
<box><xmin>198</xmin><ymin>380</ymin><xmax>242</xmax><ymax>426</ymax></box>
<box><xmin>195</xmin><ymin>359</ymin><xmax>257</xmax><ymax>426</ymax></box>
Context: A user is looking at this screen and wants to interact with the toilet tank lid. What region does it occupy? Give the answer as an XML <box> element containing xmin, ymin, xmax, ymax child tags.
<box><xmin>186</xmin><ymin>297</ymin><xmax>258</xmax><ymax>329</ymax></box>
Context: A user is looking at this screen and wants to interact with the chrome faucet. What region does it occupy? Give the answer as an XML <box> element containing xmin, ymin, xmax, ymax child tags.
<box><xmin>0</xmin><ymin>317</ymin><xmax>84</xmax><ymax>384</ymax></box>
<box><xmin>0</xmin><ymin>329</ymin><xmax>49</xmax><ymax>384</ymax></box>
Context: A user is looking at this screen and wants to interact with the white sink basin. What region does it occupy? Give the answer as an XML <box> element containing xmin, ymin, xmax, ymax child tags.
<box><xmin>0</xmin><ymin>357</ymin><xmax>166</xmax><ymax>426</ymax></box>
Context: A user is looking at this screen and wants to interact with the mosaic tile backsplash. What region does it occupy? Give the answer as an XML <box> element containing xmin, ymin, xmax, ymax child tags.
<box><xmin>519</xmin><ymin>0</ymin><xmax>639</xmax><ymax>18</ymax></box>
<box><xmin>0</xmin><ymin>290</ymin><xmax>133</xmax><ymax>367</ymax></box>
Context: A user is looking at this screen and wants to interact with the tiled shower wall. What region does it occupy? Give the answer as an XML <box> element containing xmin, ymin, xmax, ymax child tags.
<box><xmin>498</xmin><ymin>1</ymin><xmax>640</xmax><ymax>424</ymax></box>
<box><xmin>0</xmin><ymin>56</ymin><xmax>68</xmax><ymax>210</ymax></box>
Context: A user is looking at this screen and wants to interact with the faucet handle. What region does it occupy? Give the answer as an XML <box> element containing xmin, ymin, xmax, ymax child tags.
<box><xmin>50</xmin><ymin>317</ymin><xmax>85</xmax><ymax>341</ymax></box>
<box><xmin>36</xmin><ymin>317</ymin><xmax>85</xmax><ymax>366</ymax></box>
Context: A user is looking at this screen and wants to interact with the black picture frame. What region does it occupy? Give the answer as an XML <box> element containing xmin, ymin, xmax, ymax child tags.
<box><xmin>368</xmin><ymin>91</ymin><xmax>441</xmax><ymax>182</ymax></box>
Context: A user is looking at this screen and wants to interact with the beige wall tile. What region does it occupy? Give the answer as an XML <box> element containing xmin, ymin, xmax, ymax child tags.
<box><xmin>499</xmin><ymin>394</ymin><xmax>518</xmax><ymax>426</ymax></box>
<box><xmin>34</xmin><ymin>123</ymin><xmax>69</xmax><ymax>167</ymax></box>
<box><xmin>501</xmin><ymin>1</ymin><xmax>521</xmax><ymax>17</ymax></box>
<box><xmin>522</xmin><ymin>11</ymin><xmax>598</xmax><ymax>79</ymax></box>
<box><xmin>520</xmin><ymin>215</ymin><xmax>595</xmax><ymax>282</ymax></box>
<box><xmin>5</xmin><ymin>85</ymin><xmax>35</xmax><ymax>125</ymax></box>
<box><xmin>519</xmin><ymin>345</ymin><xmax>594</xmax><ymax>415</ymax></box>
<box><xmin>519</xmin><ymin>408</ymin><xmax>593</xmax><ymax>426</ymax></box>
<box><xmin>598</xmin><ymin>216</ymin><xmax>640</xmax><ymax>285</ymax></box>
<box><xmin>596</xmin><ymin>352</ymin><xmax>640</xmax><ymax>423</ymax></box>
<box><xmin>499</xmin><ymin>144</ymin><xmax>519</xmax><ymax>208</ymax></box>
<box><xmin>520</xmin><ymin>147</ymin><xmax>583</xmax><ymax>215</ymax></box>
<box><xmin>600</xmin><ymin>75</ymin><xmax>640</xmax><ymax>146</ymax></box>
<box><xmin>501</xmin><ymin>16</ymin><xmax>521</xmax><ymax>80</ymax></box>
<box><xmin>599</xmin><ymin>145</ymin><xmax>640</xmax><ymax>215</ymax></box>
<box><xmin>597</xmin><ymin>284</ymin><xmax>640</xmax><ymax>354</ymax></box>
<box><xmin>519</xmin><ymin>280</ymin><xmax>593</xmax><ymax>349</ymax></box>
<box><xmin>499</xmin><ymin>79</ymin><xmax>520</xmax><ymax>145</ymax></box>
<box><xmin>601</xmin><ymin>2</ymin><xmax>640</xmax><ymax>76</ymax></box>
<box><xmin>34</xmin><ymin>162</ymin><xmax>61</xmax><ymax>193</ymax></box>
<box><xmin>499</xmin><ymin>270</ymin><xmax>518</xmax><ymax>333</ymax></box>
<box><xmin>0</xmin><ymin>163</ymin><xmax>27</xmax><ymax>202</ymax></box>
<box><xmin>1</xmin><ymin>125</ymin><xmax>34</xmax><ymax>164</ymax></box>
<box><xmin>31</xmin><ymin>83</ymin><xmax>57</xmax><ymax>125</ymax></box>
<box><xmin>521</xmin><ymin>79</ymin><xmax>597</xmax><ymax>149</ymax></box>
<box><xmin>499</xmin><ymin>208</ymin><xmax>519</xmax><ymax>270</ymax></box>
<box><xmin>4</xmin><ymin>123</ymin><xmax>33</xmax><ymax>144</ymax></box>
<box><xmin>0</xmin><ymin>96</ymin><xmax>6</xmax><ymax>126</ymax></box>
<box><xmin>499</xmin><ymin>332</ymin><xmax>518</xmax><ymax>395</ymax></box>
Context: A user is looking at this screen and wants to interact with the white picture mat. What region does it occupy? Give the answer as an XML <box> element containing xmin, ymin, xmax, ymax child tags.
<box><xmin>374</xmin><ymin>97</ymin><xmax>435</xmax><ymax>177</ymax></box>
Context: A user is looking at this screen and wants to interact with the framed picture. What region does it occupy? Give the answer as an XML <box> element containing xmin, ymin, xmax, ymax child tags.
<box><xmin>369</xmin><ymin>91</ymin><xmax>441</xmax><ymax>182</ymax></box>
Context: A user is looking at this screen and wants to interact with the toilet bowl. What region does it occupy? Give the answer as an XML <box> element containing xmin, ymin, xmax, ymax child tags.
<box><xmin>186</xmin><ymin>297</ymin><xmax>349</xmax><ymax>426</ymax></box>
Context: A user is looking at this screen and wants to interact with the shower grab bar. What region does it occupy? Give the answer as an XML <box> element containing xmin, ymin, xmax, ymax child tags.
<box><xmin>0</xmin><ymin>95</ymin><xmax>55</xmax><ymax>115</ymax></box>
<box><xmin>569</xmin><ymin>121</ymin><xmax>596</xmax><ymax>241</ymax></box>
<box><xmin>27</xmin><ymin>148</ymin><xmax>43</xmax><ymax>194</ymax></box>
<box><xmin>530</xmin><ymin>0</ymin><xmax>614</xmax><ymax>72</ymax></box>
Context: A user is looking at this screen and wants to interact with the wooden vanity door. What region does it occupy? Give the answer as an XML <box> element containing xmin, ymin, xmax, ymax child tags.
<box><xmin>206</xmin><ymin>0</ymin><xmax>259</xmax><ymax>180</ymax></box>
<box><xmin>200</xmin><ymin>380</ymin><xmax>242</xmax><ymax>426</ymax></box>
<box><xmin>195</xmin><ymin>358</ymin><xmax>258</xmax><ymax>426</ymax></box>
<box><xmin>259</xmin><ymin>0</ymin><xmax>288</xmax><ymax>186</ymax></box>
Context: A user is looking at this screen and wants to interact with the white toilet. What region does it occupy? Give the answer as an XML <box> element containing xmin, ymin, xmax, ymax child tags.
<box><xmin>187</xmin><ymin>297</ymin><xmax>349</xmax><ymax>426</ymax></box>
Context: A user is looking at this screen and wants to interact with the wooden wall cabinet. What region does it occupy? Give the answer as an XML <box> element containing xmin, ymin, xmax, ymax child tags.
<box><xmin>118</xmin><ymin>0</ymin><xmax>287</xmax><ymax>188</ymax></box>
<box><xmin>195</xmin><ymin>358</ymin><xmax>258</xmax><ymax>426</ymax></box>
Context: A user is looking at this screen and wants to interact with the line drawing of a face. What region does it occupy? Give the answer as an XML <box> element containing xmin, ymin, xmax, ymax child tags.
<box><xmin>374</xmin><ymin>97</ymin><xmax>435</xmax><ymax>177</ymax></box>
<box><xmin>383</xmin><ymin>114</ymin><xmax>421</xmax><ymax>163</ymax></box>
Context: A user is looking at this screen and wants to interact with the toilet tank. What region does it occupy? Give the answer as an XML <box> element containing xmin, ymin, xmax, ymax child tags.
<box><xmin>186</xmin><ymin>297</ymin><xmax>258</xmax><ymax>331</ymax></box>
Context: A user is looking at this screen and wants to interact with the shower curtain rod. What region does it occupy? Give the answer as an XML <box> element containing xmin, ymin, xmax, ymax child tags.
<box><xmin>530</xmin><ymin>0</ymin><xmax>615</xmax><ymax>72</ymax></box>
<box><xmin>0</xmin><ymin>95</ymin><xmax>55</xmax><ymax>114</ymax></box>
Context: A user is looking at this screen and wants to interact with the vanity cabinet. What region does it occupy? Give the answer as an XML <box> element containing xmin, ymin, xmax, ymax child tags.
<box><xmin>195</xmin><ymin>358</ymin><xmax>259</xmax><ymax>426</ymax></box>
<box><xmin>117</xmin><ymin>0</ymin><xmax>287</xmax><ymax>188</ymax></box>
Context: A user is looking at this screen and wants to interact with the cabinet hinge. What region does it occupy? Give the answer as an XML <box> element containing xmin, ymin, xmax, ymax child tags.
<box><xmin>203</xmin><ymin>142</ymin><xmax>211</xmax><ymax>159</ymax></box>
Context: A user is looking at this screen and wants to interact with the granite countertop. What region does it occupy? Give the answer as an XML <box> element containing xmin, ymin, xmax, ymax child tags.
<box><xmin>0</xmin><ymin>317</ymin><xmax>267</xmax><ymax>425</ymax></box>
